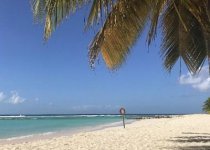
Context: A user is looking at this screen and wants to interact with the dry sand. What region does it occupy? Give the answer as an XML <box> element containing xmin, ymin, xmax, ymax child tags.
<box><xmin>1</xmin><ymin>114</ymin><xmax>210</xmax><ymax>150</ymax></box>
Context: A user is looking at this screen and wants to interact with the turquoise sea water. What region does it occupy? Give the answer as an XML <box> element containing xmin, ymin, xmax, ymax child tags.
<box><xmin>0</xmin><ymin>115</ymin><xmax>122</xmax><ymax>140</ymax></box>
<box><xmin>0</xmin><ymin>114</ymin><xmax>175</xmax><ymax>140</ymax></box>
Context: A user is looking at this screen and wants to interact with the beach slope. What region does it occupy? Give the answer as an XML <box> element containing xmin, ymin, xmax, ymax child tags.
<box><xmin>1</xmin><ymin>114</ymin><xmax>210</xmax><ymax>150</ymax></box>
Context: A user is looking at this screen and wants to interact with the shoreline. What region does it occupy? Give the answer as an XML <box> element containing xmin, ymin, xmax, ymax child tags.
<box><xmin>0</xmin><ymin>114</ymin><xmax>177</xmax><ymax>144</ymax></box>
<box><xmin>1</xmin><ymin>114</ymin><xmax>210</xmax><ymax>149</ymax></box>
<box><xmin>0</xmin><ymin>119</ymin><xmax>135</xmax><ymax>145</ymax></box>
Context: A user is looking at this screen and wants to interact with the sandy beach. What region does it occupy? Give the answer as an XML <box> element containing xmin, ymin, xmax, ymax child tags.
<box><xmin>1</xmin><ymin>114</ymin><xmax>210</xmax><ymax>150</ymax></box>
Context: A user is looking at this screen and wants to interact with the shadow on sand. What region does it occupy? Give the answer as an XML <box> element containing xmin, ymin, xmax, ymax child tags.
<box><xmin>168</xmin><ymin>132</ymin><xmax>210</xmax><ymax>150</ymax></box>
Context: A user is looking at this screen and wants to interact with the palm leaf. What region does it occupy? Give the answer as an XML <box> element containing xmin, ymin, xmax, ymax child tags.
<box><xmin>85</xmin><ymin>0</ymin><xmax>115</xmax><ymax>29</ymax></box>
<box><xmin>31</xmin><ymin>0</ymin><xmax>46</xmax><ymax>23</ymax></box>
<box><xmin>32</xmin><ymin>0</ymin><xmax>210</xmax><ymax>74</ymax></box>
<box><xmin>89</xmin><ymin>0</ymin><xmax>150</xmax><ymax>69</ymax></box>
<box><xmin>147</xmin><ymin>0</ymin><xmax>166</xmax><ymax>46</ymax></box>
<box><xmin>32</xmin><ymin>0</ymin><xmax>90</xmax><ymax>40</ymax></box>
<box><xmin>203</xmin><ymin>97</ymin><xmax>210</xmax><ymax>114</ymax></box>
<box><xmin>181</xmin><ymin>0</ymin><xmax>210</xmax><ymax>73</ymax></box>
<box><xmin>161</xmin><ymin>0</ymin><xmax>206</xmax><ymax>74</ymax></box>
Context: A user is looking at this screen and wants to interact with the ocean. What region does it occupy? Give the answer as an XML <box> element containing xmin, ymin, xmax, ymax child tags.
<box><xmin>0</xmin><ymin>114</ymin><xmax>123</xmax><ymax>140</ymax></box>
<box><xmin>0</xmin><ymin>114</ymin><xmax>174</xmax><ymax>141</ymax></box>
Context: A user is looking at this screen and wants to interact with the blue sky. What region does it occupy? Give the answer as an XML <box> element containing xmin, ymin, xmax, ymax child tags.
<box><xmin>0</xmin><ymin>0</ymin><xmax>209</xmax><ymax>114</ymax></box>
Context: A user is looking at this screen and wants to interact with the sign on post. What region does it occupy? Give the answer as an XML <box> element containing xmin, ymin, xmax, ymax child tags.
<box><xmin>119</xmin><ymin>107</ymin><xmax>126</xmax><ymax>128</ymax></box>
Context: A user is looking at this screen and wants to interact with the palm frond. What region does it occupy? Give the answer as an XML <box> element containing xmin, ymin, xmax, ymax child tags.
<box><xmin>32</xmin><ymin>0</ymin><xmax>89</xmax><ymax>40</ymax></box>
<box><xmin>203</xmin><ymin>97</ymin><xmax>210</xmax><ymax>114</ymax></box>
<box><xmin>181</xmin><ymin>0</ymin><xmax>210</xmax><ymax>73</ymax></box>
<box><xmin>31</xmin><ymin>0</ymin><xmax>46</xmax><ymax>23</ymax></box>
<box><xmin>147</xmin><ymin>0</ymin><xmax>166</xmax><ymax>46</ymax></box>
<box><xmin>32</xmin><ymin>0</ymin><xmax>210</xmax><ymax>74</ymax></box>
<box><xmin>85</xmin><ymin>0</ymin><xmax>114</xmax><ymax>29</ymax></box>
<box><xmin>161</xmin><ymin>0</ymin><xmax>206</xmax><ymax>74</ymax></box>
<box><xmin>89</xmin><ymin>0</ymin><xmax>150</xmax><ymax>69</ymax></box>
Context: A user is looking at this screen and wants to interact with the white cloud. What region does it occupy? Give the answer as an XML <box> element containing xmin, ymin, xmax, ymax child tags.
<box><xmin>192</xmin><ymin>78</ymin><xmax>210</xmax><ymax>91</ymax></box>
<box><xmin>0</xmin><ymin>92</ymin><xmax>6</xmax><ymax>102</ymax></box>
<box><xmin>179</xmin><ymin>66</ymin><xmax>210</xmax><ymax>91</ymax></box>
<box><xmin>179</xmin><ymin>73</ymin><xmax>202</xmax><ymax>84</ymax></box>
<box><xmin>0</xmin><ymin>90</ymin><xmax>27</xmax><ymax>104</ymax></box>
<box><xmin>8</xmin><ymin>91</ymin><xmax>25</xmax><ymax>104</ymax></box>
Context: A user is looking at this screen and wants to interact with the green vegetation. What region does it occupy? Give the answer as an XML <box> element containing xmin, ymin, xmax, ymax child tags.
<box><xmin>203</xmin><ymin>98</ymin><xmax>210</xmax><ymax>114</ymax></box>
<box><xmin>31</xmin><ymin>0</ymin><xmax>210</xmax><ymax>73</ymax></box>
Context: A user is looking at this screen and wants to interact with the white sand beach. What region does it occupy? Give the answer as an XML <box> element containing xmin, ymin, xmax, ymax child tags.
<box><xmin>1</xmin><ymin>114</ymin><xmax>210</xmax><ymax>150</ymax></box>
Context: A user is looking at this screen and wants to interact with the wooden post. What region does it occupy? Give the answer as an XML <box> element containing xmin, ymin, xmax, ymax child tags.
<box><xmin>122</xmin><ymin>114</ymin><xmax>125</xmax><ymax>128</ymax></box>
<box><xmin>119</xmin><ymin>107</ymin><xmax>126</xmax><ymax>128</ymax></box>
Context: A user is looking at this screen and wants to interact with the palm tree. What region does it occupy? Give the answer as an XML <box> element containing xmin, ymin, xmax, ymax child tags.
<box><xmin>31</xmin><ymin>0</ymin><xmax>210</xmax><ymax>74</ymax></box>
<box><xmin>203</xmin><ymin>97</ymin><xmax>210</xmax><ymax>114</ymax></box>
